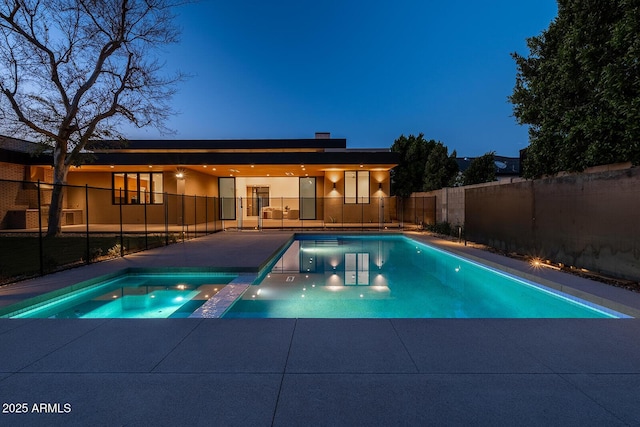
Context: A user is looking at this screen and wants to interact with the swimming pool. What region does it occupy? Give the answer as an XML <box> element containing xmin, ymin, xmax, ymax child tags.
<box><xmin>222</xmin><ymin>235</ymin><xmax>625</xmax><ymax>318</ymax></box>
<box><xmin>1</xmin><ymin>235</ymin><xmax>627</xmax><ymax>319</ymax></box>
<box><xmin>4</xmin><ymin>272</ymin><xmax>237</xmax><ymax>318</ymax></box>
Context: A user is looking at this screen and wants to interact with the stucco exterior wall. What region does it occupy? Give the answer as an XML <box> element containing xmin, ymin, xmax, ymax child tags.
<box><xmin>3</xmin><ymin>166</ymin><xmax>394</xmax><ymax>229</ymax></box>
<box><xmin>322</xmin><ymin>172</ymin><xmax>392</xmax><ymax>224</ymax></box>
<box><xmin>65</xmin><ymin>170</ymin><xmax>220</xmax><ymax>226</ymax></box>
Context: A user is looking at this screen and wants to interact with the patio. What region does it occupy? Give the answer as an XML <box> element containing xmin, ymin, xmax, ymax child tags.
<box><xmin>1</xmin><ymin>231</ymin><xmax>639</xmax><ymax>426</ymax></box>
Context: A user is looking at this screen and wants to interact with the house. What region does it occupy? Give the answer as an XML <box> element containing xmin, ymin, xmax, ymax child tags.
<box><xmin>0</xmin><ymin>133</ymin><xmax>399</xmax><ymax>229</ymax></box>
<box><xmin>455</xmin><ymin>155</ymin><xmax>521</xmax><ymax>182</ymax></box>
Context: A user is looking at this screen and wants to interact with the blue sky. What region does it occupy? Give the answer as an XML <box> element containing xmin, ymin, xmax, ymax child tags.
<box><xmin>125</xmin><ymin>0</ymin><xmax>558</xmax><ymax>156</ymax></box>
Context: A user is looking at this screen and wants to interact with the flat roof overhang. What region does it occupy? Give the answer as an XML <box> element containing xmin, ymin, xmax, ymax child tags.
<box><xmin>92</xmin><ymin>138</ymin><xmax>348</xmax><ymax>152</ymax></box>
<box><xmin>83</xmin><ymin>151</ymin><xmax>398</xmax><ymax>166</ymax></box>
<box><xmin>0</xmin><ymin>148</ymin><xmax>38</xmax><ymax>165</ymax></box>
<box><xmin>18</xmin><ymin>151</ymin><xmax>398</xmax><ymax>178</ymax></box>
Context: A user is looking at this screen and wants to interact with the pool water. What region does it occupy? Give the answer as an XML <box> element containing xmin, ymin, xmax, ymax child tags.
<box><xmin>8</xmin><ymin>273</ymin><xmax>236</xmax><ymax>318</ymax></box>
<box><xmin>222</xmin><ymin>235</ymin><xmax>622</xmax><ymax>318</ymax></box>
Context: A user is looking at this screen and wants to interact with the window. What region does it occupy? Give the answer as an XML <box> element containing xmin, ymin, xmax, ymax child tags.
<box><xmin>345</xmin><ymin>252</ymin><xmax>369</xmax><ymax>285</ymax></box>
<box><xmin>112</xmin><ymin>172</ymin><xmax>163</xmax><ymax>204</ymax></box>
<box><xmin>344</xmin><ymin>171</ymin><xmax>369</xmax><ymax>204</ymax></box>
<box><xmin>299</xmin><ymin>177</ymin><xmax>316</xmax><ymax>220</ymax></box>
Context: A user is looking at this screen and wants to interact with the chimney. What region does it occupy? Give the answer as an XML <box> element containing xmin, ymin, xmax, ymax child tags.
<box><xmin>315</xmin><ymin>132</ymin><xmax>330</xmax><ymax>139</ymax></box>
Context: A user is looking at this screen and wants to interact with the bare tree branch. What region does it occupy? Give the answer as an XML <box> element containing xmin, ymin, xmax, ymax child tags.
<box><xmin>0</xmin><ymin>0</ymin><xmax>187</xmax><ymax>235</ymax></box>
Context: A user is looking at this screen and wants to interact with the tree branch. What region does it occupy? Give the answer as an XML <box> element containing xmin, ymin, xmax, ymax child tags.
<box><xmin>0</xmin><ymin>0</ymin><xmax>71</xmax><ymax>111</ymax></box>
<box><xmin>1</xmin><ymin>87</ymin><xmax>60</xmax><ymax>141</ymax></box>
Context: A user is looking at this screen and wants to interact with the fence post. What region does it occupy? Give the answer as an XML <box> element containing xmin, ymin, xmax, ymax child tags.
<box><xmin>257</xmin><ymin>196</ymin><xmax>262</xmax><ymax>231</ymax></box>
<box><xmin>164</xmin><ymin>192</ymin><xmax>169</xmax><ymax>246</ymax></box>
<box><xmin>85</xmin><ymin>184</ymin><xmax>90</xmax><ymax>264</ymax></box>
<box><xmin>194</xmin><ymin>194</ymin><xmax>197</xmax><ymax>239</ymax></box>
<box><xmin>119</xmin><ymin>188</ymin><xmax>124</xmax><ymax>257</ymax></box>
<box><xmin>205</xmin><ymin>195</ymin><xmax>208</xmax><ymax>235</ymax></box>
<box><xmin>144</xmin><ymin>196</ymin><xmax>148</xmax><ymax>250</ymax></box>
<box><xmin>37</xmin><ymin>180</ymin><xmax>44</xmax><ymax>276</ymax></box>
<box><xmin>181</xmin><ymin>193</ymin><xmax>185</xmax><ymax>241</ymax></box>
<box><xmin>213</xmin><ymin>197</ymin><xmax>217</xmax><ymax>232</ymax></box>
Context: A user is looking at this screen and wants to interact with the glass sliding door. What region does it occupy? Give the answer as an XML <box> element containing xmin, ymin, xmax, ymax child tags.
<box><xmin>247</xmin><ymin>186</ymin><xmax>269</xmax><ymax>217</ymax></box>
<box><xmin>299</xmin><ymin>177</ymin><xmax>316</xmax><ymax>220</ymax></box>
<box><xmin>219</xmin><ymin>177</ymin><xmax>236</xmax><ymax>220</ymax></box>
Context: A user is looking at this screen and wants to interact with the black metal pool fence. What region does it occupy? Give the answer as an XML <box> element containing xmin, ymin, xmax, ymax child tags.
<box><xmin>0</xmin><ymin>178</ymin><xmax>437</xmax><ymax>284</ymax></box>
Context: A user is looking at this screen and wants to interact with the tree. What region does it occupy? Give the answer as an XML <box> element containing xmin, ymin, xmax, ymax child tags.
<box><xmin>0</xmin><ymin>0</ymin><xmax>184</xmax><ymax>236</ymax></box>
<box><xmin>462</xmin><ymin>152</ymin><xmax>496</xmax><ymax>186</ymax></box>
<box><xmin>423</xmin><ymin>142</ymin><xmax>458</xmax><ymax>191</ymax></box>
<box><xmin>390</xmin><ymin>133</ymin><xmax>435</xmax><ymax>197</ymax></box>
<box><xmin>510</xmin><ymin>0</ymin><xmax>640</xmax><ymax>178</ymax></box>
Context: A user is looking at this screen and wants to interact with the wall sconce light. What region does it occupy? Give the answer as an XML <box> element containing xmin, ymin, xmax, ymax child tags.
<box><xmin>378</xmin><ymin>182</ymin><xmax>383</xmax><ymax>190</ymax></box>
<box><xmin>333</xmin><ymin>182</ymin><xmax>336</xmax><ymax>189</ymax></box>
<box><xmin>175</xmin><ymin>170</ymin><xmax>185</xmax><ymax>179</ymax></box>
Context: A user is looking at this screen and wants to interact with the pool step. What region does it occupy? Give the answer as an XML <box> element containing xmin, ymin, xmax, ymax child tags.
<box><xmin>313</xmin><ymin>239</ymin><xmax>339</xmax><ymax>246</ymax></box>
<box><xmin>189</xmin><ymin>275</ymin><xmax>256</xmax><ymax>318</ymax></box>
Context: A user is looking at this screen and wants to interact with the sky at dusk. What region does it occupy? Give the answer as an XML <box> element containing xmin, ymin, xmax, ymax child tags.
<box><xmin>124</xmin><ymin>0</ymin><xmax>559</xmax><ymax>157</ymax></box>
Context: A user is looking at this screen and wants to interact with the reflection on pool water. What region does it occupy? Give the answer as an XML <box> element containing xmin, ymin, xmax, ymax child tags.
<box><xmin>222</xmin><ymin>235</ymin><xmax>625</xmax><ymax>319</ymax></box>
<box><xmin>9</xmin><ymin>273</ymin><xmax>236</xmax><ymax>318</ymax></box>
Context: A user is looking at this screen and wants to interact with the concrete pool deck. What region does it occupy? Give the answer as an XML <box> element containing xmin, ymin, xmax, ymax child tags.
<box><xmin>1</xmin><ymin>231</ymin><xmax>640</xmax><ymax>426</ymax></box>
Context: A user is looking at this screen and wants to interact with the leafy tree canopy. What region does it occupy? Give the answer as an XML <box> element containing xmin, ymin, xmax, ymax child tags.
<box><xmin>390</xmin><ymin>134</ymin><xmax>458</xmax><ymax>196</ymax></box>
<box><xmin>390</xmin><ymin>133</ymin><xmax>435</xmax><ymax>197</ymax></box>
<box><xmin>423</xmin><ymin>142</ymin><xmax>458</xmax><ymax>191</ymax></box>
<box><xmin>462</xmin><ymin>152</ymin><xmax>496</xmax><ymax>186</ymax></box>
<box><xmin>510</xmin><ymin>0</ymin><xmax>640</xmax><ymax>178</ymax></box>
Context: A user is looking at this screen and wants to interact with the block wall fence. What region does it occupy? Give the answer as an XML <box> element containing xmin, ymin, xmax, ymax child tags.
<box><xmin>409</xmin><ymin>164</ymin><xmax>640</xmax><ymax>281</ymax></box>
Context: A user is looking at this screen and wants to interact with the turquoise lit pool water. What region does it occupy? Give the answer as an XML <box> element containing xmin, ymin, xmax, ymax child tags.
<box><xmin>222</xmin><ymin>235</ymin><xmax>624</xmax><ymax>319</ymax></box>
<box><xmin>5</xmin><ymin>273</ymin><xmax>236</xmax><ymax>318</ymax></box>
